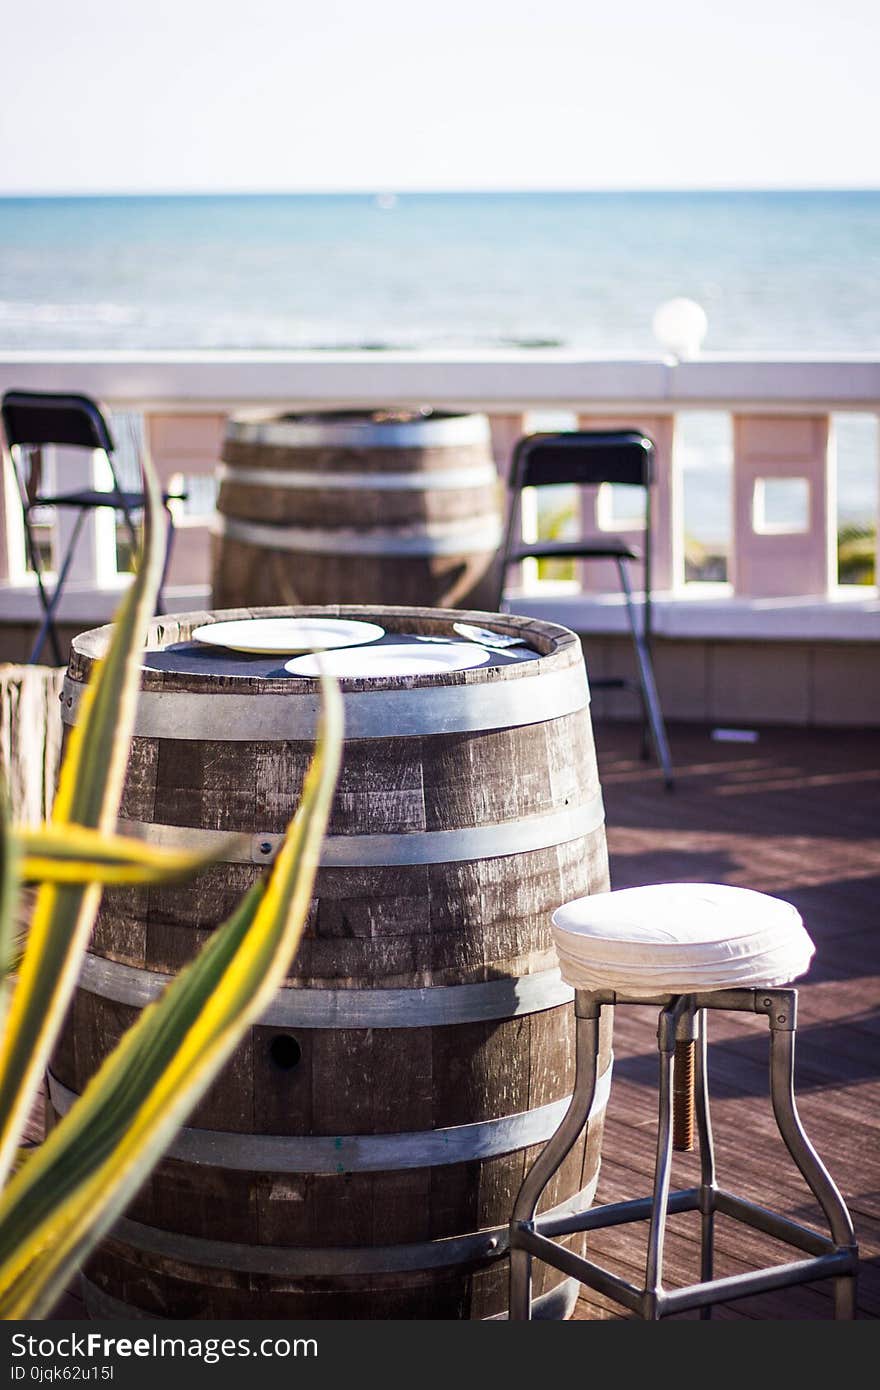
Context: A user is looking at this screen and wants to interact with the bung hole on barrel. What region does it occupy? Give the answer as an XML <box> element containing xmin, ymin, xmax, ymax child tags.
<box><xmin>269</xmin><ymin>1034</ymin><xmax>302</xmax><ymax>1070</ymax></box>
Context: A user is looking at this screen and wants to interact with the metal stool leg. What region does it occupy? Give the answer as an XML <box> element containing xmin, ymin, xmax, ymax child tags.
<box><xmin>616</xmin><ymin>557</ymin><xmax>673</xmax><ymax>790</ymax></box>
<box><xmin>767</xmin><ymin>994</ymin><xmax>857</xmax><ymax>1319</ymax></box>
<box><xmin>693</xmin><ymin>1008</ymin><xmax>716</xmax><ymax>1317</ymax></box>
<box><xmin>833</xmin><ymin>1273</ymin><xmax>857</xmax><ymax>1320</ymax></box>
<box><xmin>643</xmin><ymin>998</ymin><xmax>687</xmax><ymax>1317</ymax></box>
<box><xmin>509</xmin><ymin>997</ymin><xmax>603</xmax><ymax>1320</ymax></box>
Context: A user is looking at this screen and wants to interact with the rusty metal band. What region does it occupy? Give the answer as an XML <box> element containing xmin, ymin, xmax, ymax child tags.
<box><xmin>227</xmin><ymin>415</ymin><xmax>491</xmax><ymax>449</ymax></box>
<box><xmin>61</xmin><ymin>662</ymin><xmax>590</xmax><ymax>741</ymax></box>
<box><xmin>77</xmin><ymin>953</ymin><xmax>575</xmax><ymax>1028</ymax></box>
<box><xmin>217</xmin><ymin>461</ymin><xmax>499</xmax><ymax>491</ymax></box>
<box><xmin>213</xmin><ymin>513</ymin><xmax>502</xmax><ymax>556</ymax></box>
<box><xmin>48</xmin><ymin>1064</ymin><xmax>612</xmax><ymax>1174</ymax></box>
<box><xmin>115</xmin><ymin>792</ymin><xmax>604</xmax><ymax>869</ymax></box>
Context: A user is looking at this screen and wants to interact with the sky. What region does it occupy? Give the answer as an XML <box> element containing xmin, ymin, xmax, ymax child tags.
<box><xmin>1</xmin><ymin>0</ymin><xmax>877</xmax><ymax>195</ymax></box>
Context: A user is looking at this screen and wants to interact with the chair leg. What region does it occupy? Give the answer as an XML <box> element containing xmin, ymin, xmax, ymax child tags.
<box><xmin>767</xmin><ymin>996</ymin><xmax>857</xmax><ymax>1319</ymax></box>
<box><xmin>28</xmin><ymin>509</ymin><xmax>86</xmax><ymax>665</ymax></box>
<box><xmin>22</xmin><ymin>512</ymin><xmax>63</xmax><ymax>666</ymax></box>
<box><xmin>616</xmin><ymin>558</ymin><xmax>673</xmax><ymax>790</ymax></box>
<box><xmin>693</xmin><ymin>1008</ymin><xmax>716</xmax><ymax>1318</ymax></box>
<box><xmin>118</xmin><ymin>500</ymin><xmax>139</xmax><ymax>554</ymax></box>
<box><xmin>509</xmin><ymin>1001</ymin><xmax>603</xmax><ymax>1320</ymax></box>
<box><xmin>156</xmin><ymin>502</ymin><xmax>176</xmax><ymax>617</ymax></box>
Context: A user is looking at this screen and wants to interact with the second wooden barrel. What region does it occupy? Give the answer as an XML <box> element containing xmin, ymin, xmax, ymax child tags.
<box><xmin>212</xmin><ymin>411</ymin><xmax>503</xmax><ymax>610</ymax></box>
<box><xmin>52</xmin><ymin>606</ymin><xmax>612</xmax><ymax>1320</ymax></box>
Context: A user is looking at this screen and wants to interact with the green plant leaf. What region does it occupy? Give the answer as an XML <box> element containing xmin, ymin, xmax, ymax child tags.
<box><xmin>13</xmin><ymin>823</ymin><xmax>239</xmax><ymax>887</ymax></box>
<box><xmin>0</xmin><ymin>787</ymin><xmax>20</xmax><ymax>1030</ymax></box>
<box><xmin>0</xmin><ymin>673</ymin><xmax>342</xmax><ymax>1318</ymax></box>
<box><xmin>0</xmin><ymin>457</ymin><xmax>164</xmax><ymax>1191</ymax></box>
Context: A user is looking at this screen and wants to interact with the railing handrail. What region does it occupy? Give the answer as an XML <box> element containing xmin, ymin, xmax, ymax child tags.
<box><xmin>1</xmin><ymin>352</ymin><xmax>879</xmax><ymax>411</ymax></box>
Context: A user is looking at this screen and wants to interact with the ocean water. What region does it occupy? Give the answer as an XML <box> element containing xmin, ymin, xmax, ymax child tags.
<box><xmin>1</xmin><ymin>190</ymin><xmax>878</xmax><ymax>542</ymax></box>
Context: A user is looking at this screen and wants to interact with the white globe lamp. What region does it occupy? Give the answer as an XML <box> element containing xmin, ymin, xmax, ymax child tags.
<box><xmin>652</xmin><ymin>298</ymin><xmax>709</xmax><ymax>359</ymax></box>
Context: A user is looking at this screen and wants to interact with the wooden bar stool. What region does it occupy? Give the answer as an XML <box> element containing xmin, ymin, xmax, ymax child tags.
<box><xmin>509</xmin><ymin>883</ymin><xmax>858</xmax><ymax>1320</ymax></box>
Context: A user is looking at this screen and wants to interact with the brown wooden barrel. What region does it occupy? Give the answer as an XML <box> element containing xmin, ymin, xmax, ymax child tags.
<box><xmin>211</xmin><ymin>411</ymin><xmax>503</xmax><ymax>611</ymax></box>
<box><xmin>52</xmin><ymin>605</ymin><xmax>612</xmax><ymax>1320</ymax></box>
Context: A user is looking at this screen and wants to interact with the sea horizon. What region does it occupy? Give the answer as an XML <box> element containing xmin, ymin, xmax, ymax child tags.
<box><xmin>1</xmin><ymin>188</ymin><xmax>877</xmax><ymax>542</ymax></box>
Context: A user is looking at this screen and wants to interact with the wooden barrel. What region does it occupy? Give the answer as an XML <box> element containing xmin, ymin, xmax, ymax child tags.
<box><xmin>52</xmin><ymin>606</ymin><xmax>612</xmax><ymax>1320</ymax></box>
<box><xmin>211</xmin><ymin>411</ymin><xmax>503</xmax><ymax>611</ymax></box>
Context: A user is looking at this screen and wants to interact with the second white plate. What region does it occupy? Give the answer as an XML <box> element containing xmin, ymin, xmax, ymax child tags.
<box><xmin>285</xmin><ymin>642</ymin><xmax>492</xmax><ymax>679</ymax></box>
<box><xmin>191</xmin><ymin>617</ymin><xmax>385</xmax><ymax>655</ymax></box>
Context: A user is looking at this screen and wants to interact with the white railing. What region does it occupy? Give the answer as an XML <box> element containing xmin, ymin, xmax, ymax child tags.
<box><xmin>0</xmin><ymin>351</ymin><xmax>878</xmax><ymax>643</ymax></box>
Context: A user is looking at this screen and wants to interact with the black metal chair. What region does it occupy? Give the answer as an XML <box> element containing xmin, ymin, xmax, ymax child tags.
<box><xmin>1</xmin><ymin>390</ymin><xmax>181</xmax><ymax>665</ymax></box>
<box><xmin>497</xmin><ymin>430</ymin><xmax>673</xmax><ymax>788</ymax></box>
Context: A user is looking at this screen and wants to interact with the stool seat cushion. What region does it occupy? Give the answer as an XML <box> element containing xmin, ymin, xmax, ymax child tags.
<box><xmin>551</xmin><ymin>883</ymin><xmax>814</xmax><ymax>996</ymax></box>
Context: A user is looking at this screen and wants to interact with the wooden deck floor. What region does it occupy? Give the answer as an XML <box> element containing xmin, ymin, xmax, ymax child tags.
<box><xmin>572</xmin><ymin>720</ymin><xmax>880</xmax><ymax>1320</ymax></box>
<box><xmin>38</xmin><ymin>720</ymin><xmax>879</xmax><ymax>1321</ymax></box>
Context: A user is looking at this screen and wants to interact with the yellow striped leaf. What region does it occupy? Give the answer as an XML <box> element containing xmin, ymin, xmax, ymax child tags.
<box><xmin>0</xmin><ymin>457</ymin><xmax>164</xmax><ymax>1191</ymax></box>
<box><xmin>0</xmin><ymin>673</ymin><xmax>341</xmax><ymax>1318</ymax></box>
<box><xmin>14</xmin><ymin>823</ymin><xmax>239</xmax><ymax>887</ymax></box>
<box><xmin>0</xmin><ymin>789</ymin><xmax>20</xmax><ymax>1028</ymax></box>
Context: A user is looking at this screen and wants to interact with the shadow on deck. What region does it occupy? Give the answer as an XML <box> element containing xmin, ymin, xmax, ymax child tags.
<box><xmin>573</xmin><ymin>720</ymin><xmax>880</xmax><ymax>1320</ymax></box>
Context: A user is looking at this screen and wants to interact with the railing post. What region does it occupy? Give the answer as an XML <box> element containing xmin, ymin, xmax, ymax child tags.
<box><xmin>576</xmin><ymin>413</ymin><xmax>679</xmax><ymax>593</ymax></box>
<box><xmin>0</xmin><ymin>446</ymin><xmax>15</xmax><ymax>584</ymax></box>
<box><xmin>488</xmin><ymin>413</ymin><xmax>528</xmax><ymax>489</ymax></box>
<box><xmin>875</xmin><ymin>412</ymin><xmax>880</xmax><ymax>590</ymax></box>
<box><xmin>731</xmin><ymin>414</ymin><xmax>834</xmax><ymax>596</ymax></box>
<box><xmin>489</xmin><ymin>412</ymin><xmax>531</xmax><ymax>596</ymax></box>
<box><xmin>145</xmin><ymin>413</ymin><xmax>227</xmax><ymax>591</ymax></box>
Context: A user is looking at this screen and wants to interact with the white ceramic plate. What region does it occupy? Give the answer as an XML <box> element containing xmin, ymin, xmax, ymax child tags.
<box><xmin>191</xmin><ymin>617</ymin><xmax>385</xmax><ymax>656</ymax></box>
<box><xmin>284</xmin><ymin>641</ymin><xmax>492</xmax><ymax>679</ymax></box>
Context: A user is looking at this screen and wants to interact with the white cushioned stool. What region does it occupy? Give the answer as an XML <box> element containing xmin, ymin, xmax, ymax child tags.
<box><xmin>509</xmin><ymin>883</ymin><xmax>858</xmax><ymax>1320</ymax></box>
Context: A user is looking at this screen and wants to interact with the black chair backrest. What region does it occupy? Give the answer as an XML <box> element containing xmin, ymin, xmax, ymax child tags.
<box><xmin>1</xmin><ymin>391</ymin><xmax>114</xmax><ymax>454</ymax></box>
<box><xmin>511</xmin><ymin>430</ymin><xmax>654</xmax><ymax>490</ymax></box>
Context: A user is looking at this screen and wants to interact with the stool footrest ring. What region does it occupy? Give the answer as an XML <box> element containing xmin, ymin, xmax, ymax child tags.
<box><xmin>659</xmin><ymin>1250</ymin><xmax>858</xmax><ymax>1317</ymax></box>
<box><xmin>516</xmin><ymin>1227</ymin><xmax>643</xmax><ymax>1315</ymax></box>
<box><xmin>531</xmin><ymin>1186</ymin><xmax>699</xmax><ymax>1240</ymax></box>
<box><xmin>713</xmin><ymin>1189</ymin><xmax>841</xmax><ymax>1257</ymax></box>
<box><xmin>515</xmin><ymin>1216</ymin><xmax>857</xmax><ymax>1319</ymax></box>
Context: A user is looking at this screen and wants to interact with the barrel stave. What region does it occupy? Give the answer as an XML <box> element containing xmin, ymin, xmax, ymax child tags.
<box><xmin>112</xmin><ymin>1127</ymin><xmax>599</xmax><ymax>1252</ymax></box>
<box><xmin>219</xmin><ymin>438</ymin><xmax>495</xmax><ymax>477</ymax></box>
<box><xmin>84</xmin><ymin>1244</ymin><xmax>581</xmax><ymax>1319</ymax></box>
<box><xmin>93</xmin><ymin>837</ymin><xmax>604</xmax><ymax>985</ymax></box>
<box><xmin>217</xmin><ymin>473</ymin><xmax>500</xmax><ymax>527</ymax></box>
<box><xmin>54</xmin><ymin>998</ymin><xmax>604</xmax><ymax>1136</ymax></box>
<box><xmin>119</xmin><ymin>712</ymin><xmax>597</xmax><ymax>835</ymax></box>
<box><xmin>211</xmin><ymin>541</ymin><xmax>501</xmax><ymax>611</ymax></box>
